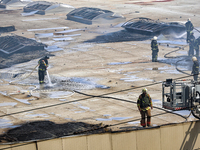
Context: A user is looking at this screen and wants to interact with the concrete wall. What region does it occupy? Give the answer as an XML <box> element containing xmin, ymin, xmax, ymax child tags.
<box><xmin>1</xmin><ymin>120</ymin><xmax>200</xmax><ymax>150</ymax></box>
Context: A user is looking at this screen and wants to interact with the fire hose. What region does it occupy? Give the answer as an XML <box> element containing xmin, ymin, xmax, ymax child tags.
<box><xmin>9</xmin><ymin>64</ymin><xmax>39</xmax><ymax>85</ymax></box>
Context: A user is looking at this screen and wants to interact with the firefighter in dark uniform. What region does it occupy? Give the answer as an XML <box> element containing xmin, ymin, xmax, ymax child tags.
<box><xmin>194</xmin><ymin>38</ymin><xmax>199</xmax><ymax>59</ymax></box>
<box><xmin>185</xmin><ymin>18</ymin><xmax>194</xmax><ymax>43</ymax></box>
<box><xmin>188</xmin><ymin>32</ymin><xmax>195</xmax><ymax>56</ymax></box>
<box><xmin>137</xmin><ymin>88</ymin><xmax>153</xmax><ymax>127</ymax></box>
<box><xmin>38</xmin><ymin>56</ymin><xmax>49</xmax><ymax>84</ymax></box>
<box><xmin>191</xmin><ymin>56</ymin><xmax>199</xmax><ymax>81</ymax></box>
<box><xmin>151</xmin><ymin>36</ymin><xmax>159</xmax><ymax>62</ymax></box>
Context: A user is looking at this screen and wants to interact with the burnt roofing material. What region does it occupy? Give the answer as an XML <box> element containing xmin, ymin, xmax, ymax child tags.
<box><xmin>121</xmin><ymin>17</ymin><xmax>185</xmax><ymax>35</ymax></box>
<box><xmin>0</xmin><ymin>25</ymin><xmax>15</xmax><ymax>33</ymax></box>
<box><xmin>0</xmin><ymin>121</ymin><xmax>107</xmax><ymax>143</ymax></box>
<box><xmin>0</xmin><ymin>35</ymin><xmax>46</xmax><ymax>54</ymax></box>
<box><xmin>67</xmin><ymin>7</ymin><xmax>125</xmax><ymax>25</ymax></box>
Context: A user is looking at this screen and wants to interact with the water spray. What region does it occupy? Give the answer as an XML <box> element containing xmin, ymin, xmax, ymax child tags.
<box><xmin>46</xmin><ymin>70</ymin><xmax>53</xmax><ymax>87</ymax></box>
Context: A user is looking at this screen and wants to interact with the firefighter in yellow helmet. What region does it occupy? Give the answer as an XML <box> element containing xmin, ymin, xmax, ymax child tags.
<box><xmin>137</xmin><ymin>88</ymin><xmax>153</xmax><ymax>127</ymax></box>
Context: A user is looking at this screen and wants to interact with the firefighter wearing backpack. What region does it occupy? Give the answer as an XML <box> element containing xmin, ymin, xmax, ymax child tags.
<box><xmin>137</xmin><ymin>88</ymin><xmax>153</xmax><ymax>127</ymax></box>
<box><xmin>38</xmin><ymin>56</ymin><xmax>49</xmax><ymax>84</ymax></box>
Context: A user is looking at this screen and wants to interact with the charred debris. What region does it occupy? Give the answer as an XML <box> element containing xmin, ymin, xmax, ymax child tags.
<box><xmin>0</xmin><ymin>121</ymin><xmax>108</xmax><ymax>143</ymax></box>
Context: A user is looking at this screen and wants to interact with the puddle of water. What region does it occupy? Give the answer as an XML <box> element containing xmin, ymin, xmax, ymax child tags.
<box><xmin>65</xmin><ymin>118</ymin><xmax>74</xmax><ymax>121</ymax></box>
<box><xmin>27</xmin><ymin>27</ymin><xmax>69</xmax><ymax>32</ymax></box>
<box><xmin>96</xmin><ymin>118</ymin><xmax>112</xmax><ymax>121</ymax></box>
<box><xmin>69</xmin><ymin>77</ymin><xmax>109</xmax><ymax>89</ymax></box>
<box><xmin>35</xmin><ymin>33</ymin><xmax>54</xmax><ymax>38</ymax></box>
<box><xmin>59</xmin><ymin>99</ymin><xmax>67</xmax><ymax>101</ymax></box>
<box><xmin>53</xmin><ymin>34</ymin><xmax>81</xmax><ymax>37</ymax></box>
<box><xmin>111</xmin><ymin>117</ymin><xmax>133</xmax><ymax>121</ymax></box>
<box><xmin>177</xmin><ymin>51</ymin><xmax>188</xmax><ymax>55</ymax></box>
<box><xmin>152</xmin><ymin>99</ymin><xmax>162</xmax><ymax>107</ymax></box>
<box><xmin>75</xmin><ymin>111</ymin><xmax>85</xmax><ymax>113</ymax></box>
<box><xmin>53</xmin><ymin>37</ymin><xmax>74</xmax><ymax>41</ymax></box>
<box><xmin>121</xmin><ymin>75</ymin><xmax>153</xmax><ymax>82</ymax></box>
<box><xmin>47</xmin><ymin>91</ymin><xmax>73</xmax><ymax>99</ymax></box>
<box><xmin>53</xmin><ymin>42</ymin><xmax>70</xmax><ymax>47</ymax></box>
<box><xmin>0</xmin><ymin>102</ymin><xmax>17</xmax><ymax>107</ymax></box>
<box><xmin>0</xmin><ymin>91</ymin><xmax>7</xmax><ymax>95</ymax></box>
<box><xmin>13</xmin><ymin>98</ymin><xmax>31</xmax><ymax>105</ymax></box>
<box><xmin>72</xmin><ymin>102</ymin><xmax>80</xmax><ymax>105</ymax></box>
<box><xmin>172</xmin><ymin>110</ymin><xmax>194</xmax><ymax>118</ymax></box>
<box><xmin>26</xmin><ymin>114</ymin><xmax>49</xmax><ymax>117</ymax></box>
<box><xmin>0</xmin><ymin>119</ymin><xmax>20</xmax><ymax>129</ymax></box>
<box><xmin>158</xmin><ymin>40</ymin><xmax>187</xmax><ymax>45</ymax></box>
<box><xmin>152</xmin><ymin>99</ymin><xmax>162</xmax><ymax>103</ymax></box>
<box><xmin>55</xmin><ymin>29</ymin><xmax>83</xmax><ymax>34</ymax></box>
<box><xmin>22</xmin><ymin>18</ymin><xmax>60</xmax><ymax>22</ymax></box>
<box><xmin>0</xmin><ymin>91</ymin><xmax>30</xmax><ymax>105</ymax></box>
<box><xmin>160</xmin><ymin>70</ymin><xmax>181</xmax><ymax>74</ymax></box>
<box><xmin>127</xmin><ymin>121</ymin><xmax>140</xmax><ymax>124</ymax></box>
<box><xmin>96</xmin><ymin>117</ymin><xmax>133</xmax><ymax>121</ymax></box>
<box><xmin>107</xmin><ymin>62</ymin><xmax>132</xmax><ymax>65</ymax></box>
<box><xmin>78</xmin><ymin>106</ymin><xmax>90</xmax><ymax>110</ymax></box>
<box><xmin>145</xmin><ymin>65</ymin><xmax>182</xmax><ymax>74</ymax></box>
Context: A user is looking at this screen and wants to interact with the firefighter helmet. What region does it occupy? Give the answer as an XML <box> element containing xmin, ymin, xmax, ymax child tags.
<box><xmin>44</xmin><ymin>56</ymin><xmax>49</xmax><ymax>59</ymax></box>
<box><xmin>192</xmin><ymin>56</ymin><xmax>197</xmax><ymax>61</ymax></box>
<box><xmin>153</xmin><ymin>36</ymin><xmax>157</xmax><ymax>40</ymax></box>
<box><xmin>142</xmin><ymin>88</ymin><xmax>148</xmax><ymax>93</ymax></box>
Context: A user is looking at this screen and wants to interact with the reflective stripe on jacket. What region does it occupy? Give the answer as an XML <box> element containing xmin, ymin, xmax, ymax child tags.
<box><xmin>151</xmin><ymin>40</ymin><xmax>159</xmax><ymax>51</ymax></box>
<box><xmin>137</xmin><ymin>93</ymin><xmax>152</xmax><ymax>110</ymax></box>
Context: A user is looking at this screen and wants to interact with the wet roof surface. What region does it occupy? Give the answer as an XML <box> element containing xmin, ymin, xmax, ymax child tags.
<box><xmin>0</xmin><ymin>0</ymin><xmax>200</xmax><ymax>144</ymax></box>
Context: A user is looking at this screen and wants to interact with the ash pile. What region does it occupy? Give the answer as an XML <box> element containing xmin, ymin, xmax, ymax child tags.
<box><xmin>0</xmin><ymin>35</ymin><xmax>48</xmax><ymax>69</ymax></box>
<box><xmin>0</xmin><ymin>121</ymin><xmax>108</xmax><ymax>143</ymax></box>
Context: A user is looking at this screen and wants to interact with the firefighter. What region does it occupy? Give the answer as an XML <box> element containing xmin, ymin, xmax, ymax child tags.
<box><xmin>191</xmin><ymin>56</ymin><xmax>199</xmax><ymax>81</ymax></box>
<box><xmin>38</xmin><ymin>56</ymin><xmax>49</xmax><ymax>84</ymax></box>
<box><xmin>188</xmin><ymin>32</ymin><xmax>195</xmax><ymax>56</ymax></box>
<box><xmin>185</xmin><ymin>18</ymin><xmax>194</xmax><ymax>43</ymax></box>
<box><xmin>151</xmin><ymin>36</ymin><xmax>159</xmax><ymax>62</ymax></box>
<box><xmin>194</xmin><ymin>37</ymin><xmax>200</xmax><ymax>59</ymax></box>
<box><xmin>137</xmin><ymin>88</ymin><xmax>153</xmax><ymax>127</ymax></box>
<box><xmin>194</xmin><ymin>38</ymin><xmax>199</xmax><ymax>59</ymax></box>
